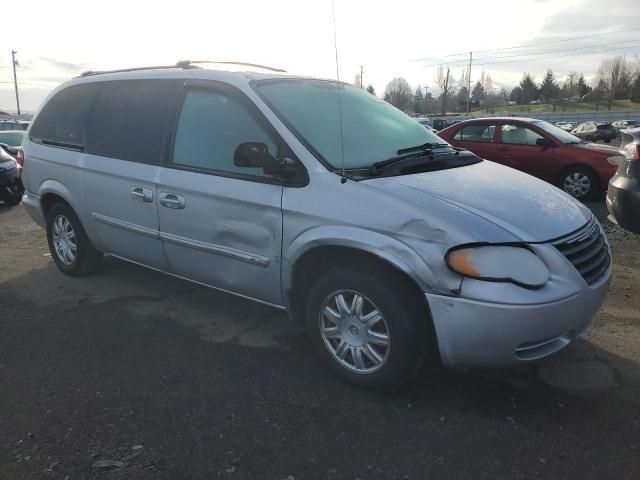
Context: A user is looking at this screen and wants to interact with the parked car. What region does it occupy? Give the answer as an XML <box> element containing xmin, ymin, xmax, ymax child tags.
<box><xmin>439</xmin><ymin>117</ymin><xmax>618</xmax><ymax>199</ymax></box>
<box><xmin>22</xmin><ymin>66</ymin><xmax>611</xmax><ymax>389</ymax></box>
<box><xmin>555</xmin><ymin>122</ymin><xmax>574</xmax><ymax>132</ymax></box>
<box><xmin>416</xmin><ymin>117</ymin><xmax>432</xmax><ymax>127</ymax></box>
<box><xmin>611</xmin><ymin>120</ymin><xmax>638</xmax><ymax>130</ymax></box>
<box><xmin>0</xmin><ymin>120</ymin><xmax>24</xmax><ymax>131</ymax></box>
<box><xmin>571</xmin><ymin>122</ymin><xmax>616</xmax><ymax>143</ymax></box>
<box><xmin>607</xmin><ymin>127</ymin><xmax>640</xmax><ymax>233</ymax></box>
<box><xmin>0</xmin><ymin>130</ymin><xmax>25</xmax><ymax>147</ymax></box>
<box><xmin>0</xmin><ymin>145</ymin><xmax>23</xmax><ymax>205</ymax></box>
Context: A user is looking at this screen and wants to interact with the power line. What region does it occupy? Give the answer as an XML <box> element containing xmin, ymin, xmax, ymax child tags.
<box><xmin>418</xmin><ymin>41</ymin><xmax>640</xmax><ymax>68</ymax></box>
<box><xmin>411</xmin><ymin>26</ymin><xmax>640</xmax><ymax>62</ymax></box>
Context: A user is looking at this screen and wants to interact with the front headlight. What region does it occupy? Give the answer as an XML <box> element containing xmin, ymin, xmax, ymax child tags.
<box><xmin>445</xmin><ymin>245</ymin><xmax>550</xmax><ymax>289</ymax></box>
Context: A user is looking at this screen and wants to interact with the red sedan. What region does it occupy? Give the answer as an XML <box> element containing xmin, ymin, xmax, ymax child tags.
<box><xmin>438</xmin><ymin>117</ymin><xmax>618</xmax><ymax>200</ymax></box>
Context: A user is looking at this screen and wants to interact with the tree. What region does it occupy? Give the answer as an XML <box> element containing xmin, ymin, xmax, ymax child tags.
<box><xmin>630</xmin><ymin>74</ymin><xmax>640</xmax><ymax>103</ymax></box>
<box><xmin>597</xmin><ymin>56</ymin><xmax>631</xmax><ymax>110</ymax></box>
<box><xmin>435</xmin><ymin>65</ymin><xmax>454</xmax><ymax>115</ymax></box>
<box><xmin>509</xmin><ymin>86</ymin><xmax>523</xmax><ymax>103</ymax></box>
<box><xmin>539</xmin><ymin>69</ymin><xmax>560</xmax><ymax>102</ymax></box>
<box><xmin>561</xmin><ymin>71</ymin><xmax>578</xmax><ymax>98</ymax></box>
<box><xmin>354</xmin><ymin>72</ymin><xmax>363</xmax><ymax>88</ymax></box>
<box><xmin>471</xmin><ymin>81</ymin><xmax>486</xmax><ymax>102</ymax></box>
<box><xmin>383</xmin><ymin>77</ymin><xmax>413</xmax><ymax>111</ymax></box>
<box><xmin>577</xmin><ymin>74</ymin><xmax>592</xmax><ymax>99</ymax></box>
<box><xmin>366</xmin><ymin>84</ymin><xmax>376</xmax><ymax>95</ymax></box>
<box><xmin>456</xmin><ymin>86</ymin><xmax>469</xmax><ymax>110</ymax></box>
<box><xmin>518</xmin><ymin>73</ymin><xmax>538</xmax><ymax>104</ymax></box>
<box><xmin>414</xmin><ymin>86</ymin><xmax>425</xmax><ymax>114</ymax></box>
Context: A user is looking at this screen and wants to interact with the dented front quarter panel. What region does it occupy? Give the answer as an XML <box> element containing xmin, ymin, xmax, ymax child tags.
<box><xmin>281</xmin><ymin>171</ymin><xmax>496</xmax><ymax>300</ymax></box>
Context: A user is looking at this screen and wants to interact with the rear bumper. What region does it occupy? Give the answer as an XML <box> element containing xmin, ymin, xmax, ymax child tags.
<box><xmin>426</xmin><ymin>270</ymin><xmax>610</xmax><ymax>368</ymax></box>
<box><xmin>607</xmin><ymin>184</ymin><xmax>640</xmax><ymax>234</ymax></box>
<box><xmin>22</xmin><ymin>191</ymin><xmax>46</xmax><ymax>227</ymax></box>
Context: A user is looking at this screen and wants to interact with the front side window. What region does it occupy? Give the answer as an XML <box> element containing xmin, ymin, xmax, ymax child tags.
<box><xmin>172</xmin><ymin>88</ymin><xmax>276</xmax><ymax>177</ymax></box>
<box><xmin>254</xmin><ymin>79</ymin><xmax>447</xmax><ymax>170</ymax></box>
<box><xmin>453</xmin><ymin>124</ymin><xmax>495</xmax><ymax>142</ymax></box>
<box><xmin>30</xmin><ymin>83</ymin><xmax>99</xmax><ymax>148</ymax></box>
<box><xmin>500</xmin><ymin>124</ymin><xmax>543</xmax><ymax>145</ymax></box>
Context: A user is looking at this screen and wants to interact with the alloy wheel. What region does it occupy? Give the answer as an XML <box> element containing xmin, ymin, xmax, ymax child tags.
<box><xmin>563</xmin><ymin>172</ymin><xmax>591</xmax><ymax>198</ymax></box>
<box><xmin>319</xmin><ymin>290</ymin><xmax>391</xmax><ymax>374</ymax></box>
<box><xmin>52</xmin><ymin>214</ymin><xmax>77</xmax><ymax>265</ymax></box>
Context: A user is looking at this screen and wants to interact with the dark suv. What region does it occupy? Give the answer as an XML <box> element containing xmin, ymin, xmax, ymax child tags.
<box><xmin>571</xmin><ymin>122</ymin><xmax>617</xmax><ymax>143</ymax></box>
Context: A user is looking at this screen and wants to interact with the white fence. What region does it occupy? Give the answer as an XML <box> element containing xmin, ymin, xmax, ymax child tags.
<box><xmin>431</xmin><ymin>110</ymin><xmax>640</xmax><ymax>125</ymax></box>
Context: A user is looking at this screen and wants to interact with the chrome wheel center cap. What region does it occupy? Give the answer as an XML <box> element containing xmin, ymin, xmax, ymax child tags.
<box><xmin>349</xmin><ymin>325</ymin><xmax>359</xmax><ymax>336</ymax></box>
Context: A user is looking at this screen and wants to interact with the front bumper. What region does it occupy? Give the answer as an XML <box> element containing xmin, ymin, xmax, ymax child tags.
<box><xmin>426</xmin><ymin>269</ymin><xmax>611</xmax><ymax>368</ymax></box>
<box><xmin>0</xmin><ymin>165</ymin><xmax>19</xmax><ymax>187</ymax></box>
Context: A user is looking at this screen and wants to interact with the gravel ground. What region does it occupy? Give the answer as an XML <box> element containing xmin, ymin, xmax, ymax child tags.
<box><xmin>1</xmin><ymin>201</ymin><xmax>639</xmax><ymax>480</ymax></box>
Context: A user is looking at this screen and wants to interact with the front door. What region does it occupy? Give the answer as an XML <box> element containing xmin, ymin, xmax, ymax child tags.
<box><xmin>156</xmin><ymin>84</ymin><xmax>284</xmax><ymax>306</ymax></box>
<box><xmin>495</xmin><ymin>122</ymin><xmax>555</xmax><ymax>181</ymax></box>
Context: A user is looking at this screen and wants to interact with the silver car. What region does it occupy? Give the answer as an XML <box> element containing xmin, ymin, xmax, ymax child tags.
<box><xmin>21</xmin><ymin>65</ymin><xmax>611</xmax><ymax>389</ymax></box>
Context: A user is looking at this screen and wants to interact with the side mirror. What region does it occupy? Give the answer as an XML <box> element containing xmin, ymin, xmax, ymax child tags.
<box><xmin>234</xmin><ymin>142</ymin><xmax>296</xmax><ymax>178</ymax></box>
<box><xmin>536</xmin><ymin>137</ymin><xmax>553</xmax><ymax>147</ymax></box>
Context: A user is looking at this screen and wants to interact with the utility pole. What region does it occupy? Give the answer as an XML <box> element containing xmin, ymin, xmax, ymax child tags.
<box><xmin>11</xmin><ymin>50</ymin><xmax>20</xmax><ymax>115</ymax></box>
<box><xmin>359</xmin><ymin>65</ymin><xmax>364</xmax><ymax>88</ymax></box>
<box><xmin>466</xmin><ymin>51</ymin><xmax>472</xmax><ymax>114</ymax></box>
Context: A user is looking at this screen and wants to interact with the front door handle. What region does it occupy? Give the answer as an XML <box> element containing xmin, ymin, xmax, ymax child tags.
<box><xmin>159</xmin><ymin>192</ymin><xmax>186</xmax><ymax>209</ymax></box>
<box><xmin>131</xmin><ymin>186</ymin><xmax>153</xmax><ymax>202</ymax></box>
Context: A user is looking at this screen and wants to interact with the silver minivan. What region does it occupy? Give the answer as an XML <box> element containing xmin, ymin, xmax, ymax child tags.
<box><xmin>22</xmin><ymin>64</ymin><xmax>611</xmax><ymax>389</ymax></box>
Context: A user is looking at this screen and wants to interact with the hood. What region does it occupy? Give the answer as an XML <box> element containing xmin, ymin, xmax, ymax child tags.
<box><xmin>362</xmin><ymin>160</ymin><xmax>592</xmax><ymax>242</ymax></box>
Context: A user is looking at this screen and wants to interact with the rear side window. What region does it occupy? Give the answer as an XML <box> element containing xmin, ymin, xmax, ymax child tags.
<box><xmin>453</xmin><ymin>124</ymin><xmax>495</xmax><ymax>142</ymax></box>
<box><xmin>30</xmin><ymin>83</ymin><xmax>99</xmax><ymax>149</ymax></box>
<box><xmin>85</xmin><ymin>79</ymin><xmax>181</xmax><ymax>165</ymax></box>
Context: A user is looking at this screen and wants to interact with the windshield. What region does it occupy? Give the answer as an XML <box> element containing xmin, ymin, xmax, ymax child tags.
<box><xmin>532</xmin><ymin>120</ymin><xmax>583</xmax><ymax>144</ymax></box>
<box><xmin>254</xmin><ymin>79</ymin><xmax>447</xmax><ymax>169</ymax></box>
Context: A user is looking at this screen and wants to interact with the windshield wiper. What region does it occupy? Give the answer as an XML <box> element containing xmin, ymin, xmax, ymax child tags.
<box><xmin>397</xmin><ymin>142</ymin><xmax>450</xmax><ymax>155</ymax></box>
<box><xmin>368</xmin><ymin>143</ymin><xmax>452</xmax><ymax>175</ymax></box>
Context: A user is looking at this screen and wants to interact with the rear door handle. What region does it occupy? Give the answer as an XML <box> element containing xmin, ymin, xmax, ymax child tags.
<box><xmin>159</xmin><ymin>192</ymin><xmax>186</xmax><ymax>209</ymax></box>
<box><xmin>131</xmin><ymin>186</ymin><xmax>153</xmax><ymax>202</ymax></box>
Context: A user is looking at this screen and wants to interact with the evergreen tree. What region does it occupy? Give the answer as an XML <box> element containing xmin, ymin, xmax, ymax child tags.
<box><xmin>519</xmin><ymin>74</ymin><xmax>538</xmax><ymax>104</ymax></box>
<box><xmin>366</xmin><ymin>84</ymin><xmax>376</xmax><ymax>95</ymax></box>
<box><xmin>471</xmin><ymin>81</ymin><xmax>486</xmax><ymax>101</ymax></box>
<box><xmin>539</xmin><ymin>69</ymin><xmax>559</xmax><ymax>102</ymax></box>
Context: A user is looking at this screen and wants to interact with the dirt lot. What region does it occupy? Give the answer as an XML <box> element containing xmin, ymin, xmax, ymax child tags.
<box><xmin>1</xmin><ymin>201</ymin><xmax>639</xmax><ymax>480</ymax></box>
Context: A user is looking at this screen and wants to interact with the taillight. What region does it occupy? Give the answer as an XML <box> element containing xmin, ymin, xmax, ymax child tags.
<box><xmin>16</xmin><ymin>149</ymin><xmax>24</xmax><ymax>172</ymax></box>
<box><xmin>621</xmin><ymin>143</ymin><xmax>640</xmax><ymax>161</ymax></box>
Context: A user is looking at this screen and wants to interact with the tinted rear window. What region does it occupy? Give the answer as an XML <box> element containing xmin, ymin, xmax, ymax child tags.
<box><xmin>85</xmin><ymin>79</ymin><xmax>181</xmax><ymax>165</ymax></box>
<box><xmin>30</xmin><ymin>83</ymin><xmax>99</xmax><ymax>148</ymax></box>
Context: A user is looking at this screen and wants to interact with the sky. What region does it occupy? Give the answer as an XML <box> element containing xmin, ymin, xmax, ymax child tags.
<box><xmin>1</xmin><ymin>0</ymin><xmax>639</xmax><ymax>113</ymax></box>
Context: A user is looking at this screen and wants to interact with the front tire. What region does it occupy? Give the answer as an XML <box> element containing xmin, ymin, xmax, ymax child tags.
<box><xmin>305</xmin><ymin>269</ymin><xmax>430</xmax><ymax>390</ymax></box>
<box><xmin>46</xmin><ymin>203</ymin><xmax>103</xmax><ymax>276</ymax></box>
<box><xmin>1</xmin><ymin>180</ymin><xmax>23</xmax><ymax>206</ymax></box>
<box><xmin>560</xmin><ymin>166</ymin><xmax>598</xmax><ymax>200</ymax></box>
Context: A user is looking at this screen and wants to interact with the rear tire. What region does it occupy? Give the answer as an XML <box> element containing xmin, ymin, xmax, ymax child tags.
<box><xmin>46</xmin><ymin>203</ymin><xmax>103</xmax><ymax>276</ymax></box>
<box><xmin>305</xmin><ymin>268</ymin><xmax>430</xmax><ymax>390</ymax></box>
<box><xmin>559</xmin><ymin>166</ymin><xmax>599</xmax><ymax>201</ymax></box>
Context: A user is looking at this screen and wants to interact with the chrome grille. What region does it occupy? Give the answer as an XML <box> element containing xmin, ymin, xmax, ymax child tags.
<box><xmin>552</xmin><ymin>217</ymin><xmax>610</xmax><ymax>285</ymax></box>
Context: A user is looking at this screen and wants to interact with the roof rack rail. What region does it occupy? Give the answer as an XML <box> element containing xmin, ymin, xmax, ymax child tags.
<box><xmin>78</xmin><ymin>60</ymin><xmax>286</xmax><ymax>78</ymax></box>
<box><xmin>79</xmin><ymin>60</ymin><xmax>199</xmax><ymax>77</ymax></box>
<box><xmin>185</xmin><ymin>60</ymin><xmax>286</xmax><ymax>73</ymax></box>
